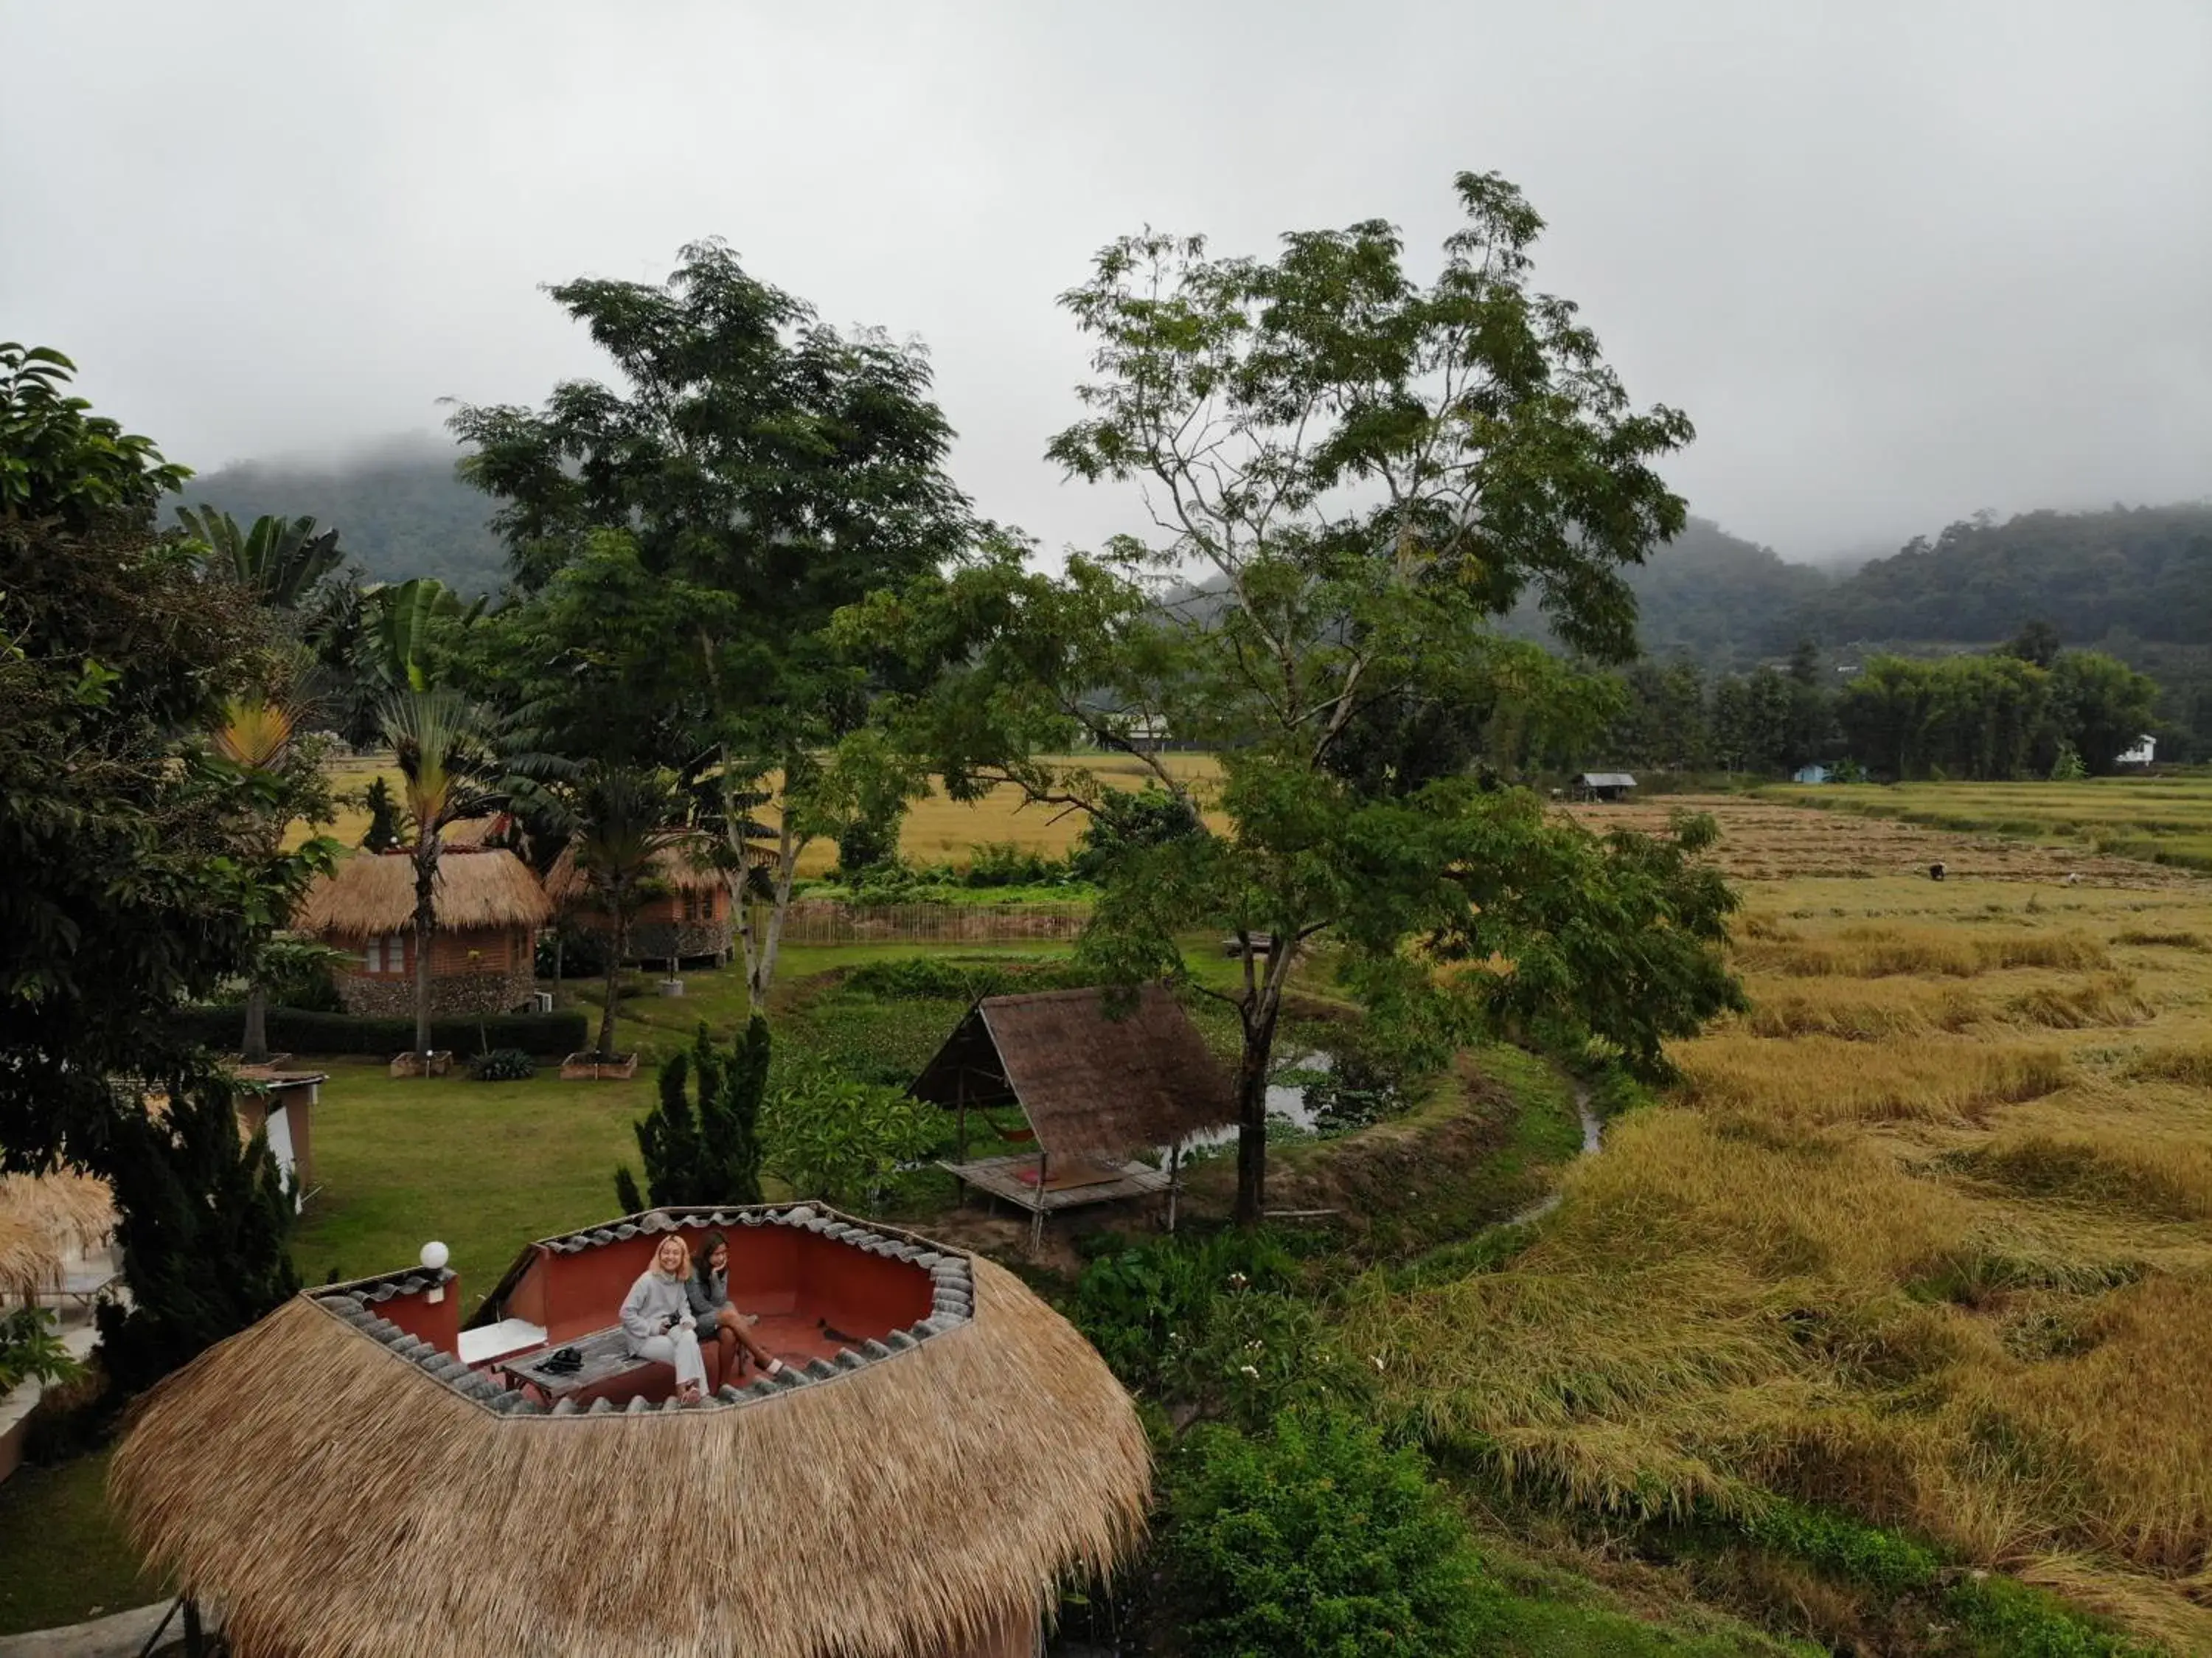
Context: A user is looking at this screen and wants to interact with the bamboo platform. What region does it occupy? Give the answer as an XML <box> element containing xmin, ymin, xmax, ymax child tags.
<box><xmin>939</xmin><ymin>1154</ymin><xmax>1178</xmax><ymax>1249</ymax></box>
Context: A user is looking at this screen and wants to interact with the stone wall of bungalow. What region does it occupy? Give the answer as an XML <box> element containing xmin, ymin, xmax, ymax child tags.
<box><xmin>328</xmin><ymin>923</ymin><xmax>540</xmax><ymax>1018</ymax></box>
<box><xmin>577</xmin><ymin>889</ymin><xmax>735</xmax><ymax>965</ymax></box>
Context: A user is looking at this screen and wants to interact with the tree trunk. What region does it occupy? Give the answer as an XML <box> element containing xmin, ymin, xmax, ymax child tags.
<box><xmin>748</xmin><ymin>819</ymin><xmax>802</xmax><ymax>1016</ymax></box>
<box><xmin>1231</xmin><ymin>1036</ymin><xmax>1270</xmax><ymax>1225</ymax></box>
<box><xmin>1231</xmin><ymin>944</ymin><xmax>1295</xmax><ymax>1226</ymax></box>
<box><xmin>241</xmin><ymin>983</ymin><xmax>271</xmax><ymax>1066</ymax></box>
<box><xmin>597</xmin><ymin>878</ymin><xmax>630</xmax><ymax>1061</ymax></box>
<box><xmin>412</xmin><ymin>844</ymin><xmax>438</xmax><ymax>1065</ymax></box>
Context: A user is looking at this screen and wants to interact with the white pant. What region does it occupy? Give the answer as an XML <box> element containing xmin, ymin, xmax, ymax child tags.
<box><xmin>633</xmin><ymin>1328</ymin><xmax>706</xmax><ymax>1390</ymax></box>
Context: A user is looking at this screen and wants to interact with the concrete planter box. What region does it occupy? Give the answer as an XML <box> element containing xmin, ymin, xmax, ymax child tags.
<box><xmin>561</xmin><ymin>1052</ymin><xmax>639</xmax><ymax>1081</ymax></box>
<box><xmin>388</xmin><ymin>1050</ymin><xmax>455</xmax><ymax>1078</ymax></box>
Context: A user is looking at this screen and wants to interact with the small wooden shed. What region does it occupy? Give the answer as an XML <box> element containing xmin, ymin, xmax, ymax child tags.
<box><xmin>911</xmin><ymin>986</ymin><xmax>1236</xmax><ymax>1244</ymax></box>
<box><xmin>1573</xmin><ymin>771</ymin><xmax>1638</xmax><ymax>802</ymax></box>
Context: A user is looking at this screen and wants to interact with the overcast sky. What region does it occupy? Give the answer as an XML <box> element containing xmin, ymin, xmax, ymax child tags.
<box><xmin>4</xmin><ymin>0</ymin><xmax>2207</xmax><ymax>563</ymax></box>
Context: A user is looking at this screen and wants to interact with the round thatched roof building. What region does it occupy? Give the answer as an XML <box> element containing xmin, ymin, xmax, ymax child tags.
<box><xmin>109</xmin><ymin>1204</ymin><xmax>1150</xmax><ymax>1658</ymax></box>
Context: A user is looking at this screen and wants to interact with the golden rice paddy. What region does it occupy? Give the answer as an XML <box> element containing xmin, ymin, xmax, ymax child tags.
<box><xmin>1350</xmin><ymin>846</ymin><xmax>2212</xmax><ymax>1649</ymax></box>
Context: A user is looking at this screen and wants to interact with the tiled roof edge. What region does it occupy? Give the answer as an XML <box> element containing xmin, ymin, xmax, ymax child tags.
<box><xmin>305</xmin><ymin>1205</ymin><xmax>973</xmax><ymax>1418</ymax></box>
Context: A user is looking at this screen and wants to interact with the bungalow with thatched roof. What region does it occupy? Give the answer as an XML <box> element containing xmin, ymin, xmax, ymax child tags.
<box><xmin>545</xmin><ymin>833</ymin><xmax>735</xmax><ymax>966</ymax></box>
<box><xmin>295</xmin><ymin>847</ymin><xmax>552</xmax><ymax>1019</ymax></box>
<box><xmin>109</xmin><ymin>1204</ymin><xmax>1149</xmax><ymax>1658</ymax></box>
<box><xmin>911</xmin><ymin>986</ymin><xmax>1237</xmax><ymax>1244</ymax></box>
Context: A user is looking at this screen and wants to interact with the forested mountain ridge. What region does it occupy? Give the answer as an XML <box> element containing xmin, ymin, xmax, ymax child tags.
<box><xmin>177</xmin><ymin>437</ymin><xmax>2212</xmax><ymax>689</ymax></box>
<box><xmin>1502</xmin><ymin>516</ymin><xmax>1830</xmax><ymax>668</ymax></box>
<box><xmin>1782</xmin><ymin>504</ymin><xmax>2212</xmax><ymax>651</ymax></box>
<box><xmin>175</xmin><ymin>435</ymin><xmax>508</xmax><ymax>594</ymax></box>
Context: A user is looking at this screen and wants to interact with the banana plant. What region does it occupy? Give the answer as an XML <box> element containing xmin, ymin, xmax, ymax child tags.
<box><xmin>177</xmin><ymin>506</ymin><xmax>344</xmax><ymax>610</ymax></box>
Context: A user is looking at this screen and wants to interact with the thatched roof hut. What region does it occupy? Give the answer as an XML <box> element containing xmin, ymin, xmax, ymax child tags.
<box><xmin>109</xmin><ymin>1204</ymin><xmax>1150</xmax><ymax>1658</ymax></box>
<box><xmin>295</xmin><ymin>847</ymin><xmax>552</xmax><ymax>941</ymax></box>
<box><xmin>0</xmin><ymin>1172</ymin><xmax>114</xmax><ymax>1295</ymax></box>
<box><xmin>911</xmin><ymin>985</ymin><xmax>1237</xmax><ymax>1162</ymax></box>
<box><xmin>542</xmin><ymin>835</ymin><xmax>723</xmax><ymax>909</ymax></box>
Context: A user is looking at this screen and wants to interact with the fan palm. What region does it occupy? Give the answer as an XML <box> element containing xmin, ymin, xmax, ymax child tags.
<box><xmin>380</xmin><ymin>688</ymin><xmax>512</xmax><ymax>1064</ymax></box>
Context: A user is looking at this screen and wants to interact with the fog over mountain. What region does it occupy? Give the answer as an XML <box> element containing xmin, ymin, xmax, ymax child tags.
<box><xmin>4</xmin><ymin>1</ymin><xmax>2208</xmax><ymax>565</ymax></box>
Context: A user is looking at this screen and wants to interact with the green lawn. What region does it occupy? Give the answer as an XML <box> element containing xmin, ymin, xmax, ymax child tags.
<box><xmin>0</xmin><ymin>1453</ymin><xmax>158</xmax><ymax>1636</ymax></box>
<box><xmin>290</xmin><ymin>1061</ymin><xmax>653</xmax><ymax>1293</ymax></box>
<box><xmin>1753</xmin><ymin>774</ymin><xmax>2212</xmax><ymax>870</ymax></box>
<box><xmin>298</xmin><ymin>942</ymin><xmax>1081</xmax><ymax>1291</ymax></box>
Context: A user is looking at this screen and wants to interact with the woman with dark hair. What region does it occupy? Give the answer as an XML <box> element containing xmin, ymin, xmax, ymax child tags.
<box><xmin>689</xmin><ymin>1231</ymin><xmax>785</xmax><ymax>1384</ymax></box>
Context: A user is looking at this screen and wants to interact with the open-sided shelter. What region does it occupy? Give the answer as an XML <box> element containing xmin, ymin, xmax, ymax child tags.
<box><xmin>295</xmin><ymin>847</ymin><xmax>552</xmax><ymax>1018</ymax></box>
<box><xmin>0</xmin><ymin>1172</ymin><xmax>112</xmax><ymax>1300</ymax></box>
<box><xmin>544</xmin><ymin>833</ymin><xmax>734</xmax><ymax>967</ymax></box>
<box><xmin>911</xmin><ymin>986</ymin><xmax>1237</xmax><ymax>1242</ymax></box>
<box><xmin>109</xmin><ymin>1204</ymin><xmax>1149</xmax><ymax>1658</ymax></box>
<box><xmin>1573</xmin><ymin>771</ymin><xmax>1638</xmax><ymax>802</ymax></box>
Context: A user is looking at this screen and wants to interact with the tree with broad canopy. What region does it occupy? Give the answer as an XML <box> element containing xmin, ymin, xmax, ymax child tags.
<box><xmin>846</xmin><ymin>173</ymin><xmax>1743</xmax><ymax>1224</ymax></box>
<box><xmin>448</xmin><ymin>242</ymin><xmax>972</xmax><ymax>1015</ymax></box>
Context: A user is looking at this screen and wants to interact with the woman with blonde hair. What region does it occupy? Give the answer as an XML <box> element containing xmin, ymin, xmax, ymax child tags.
<box><xmin>619</xmin><ymin>1233</ymin><xmax>709</xmax><ymax>1402</ymax></box>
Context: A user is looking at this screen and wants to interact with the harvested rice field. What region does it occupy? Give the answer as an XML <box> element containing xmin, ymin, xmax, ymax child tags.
<box><xmin>1753</xmin><ymin>776</ymin><xmax>2212</xmax><ymax>874</ymax></box>
<box><xmin>1566</xmin><ymin>794</ymin><xmax>2199</xmax><ymax>888</ymax></box>
<box><xmin>1352</xmin><ymin>845</ymin><xmax>2212</xmax><ymax>1649</ymax></box>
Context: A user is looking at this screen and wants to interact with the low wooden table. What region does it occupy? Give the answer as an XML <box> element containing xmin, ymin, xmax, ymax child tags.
<box><xmin>504</xmin><ymin>1326</ymin><xmax>660</xmax><ymax>1404</ymax></box>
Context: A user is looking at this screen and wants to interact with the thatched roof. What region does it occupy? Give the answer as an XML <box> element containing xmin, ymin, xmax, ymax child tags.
<box><xmin>543</xmin><ymin>833</ymin><xmax>724</xmax><ymax>909</ymax></box>
<box><xmin>294</xmin><ymin>847</ymin><xmax>552</xmax><ymax>941</ymax></box>
<box><xmin>109</xmin><ymin>1205</ymin><xmax>1149</xmax><ymax>1658</ymax></box>
<box><xmin>0</xmin><ymin>1171</ymin><xmax>114</xmax><ymax>1294</ymax></box>
<box><xmin>911</xmin><ymin>986</ymin><xmax>1237</xmax><ymax>1160</ymax></box>
<box><xmin>439</xmin><ymin>813</ymin><xmax>515</xmax><ymax>849</ymax></box>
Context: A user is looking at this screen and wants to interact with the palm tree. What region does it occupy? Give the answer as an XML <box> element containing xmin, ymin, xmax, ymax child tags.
<box><xmin>212</xmin><ymin>693</ymin><xmax>338</xmax><ymax>1065</ymax></box>
<box><xmin>380</xmin><ymin>689</ymin><xmax>509</xmax><ymax>1066</ymax></box>
<box><xmin>565</xmin><ymin>766</ymin><xmax>688</xmax><ymax>1061</ymax></box>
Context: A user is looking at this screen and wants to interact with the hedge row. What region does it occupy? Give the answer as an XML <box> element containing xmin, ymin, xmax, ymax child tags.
<box><xmin>172</xmin><ymin>1005</ymin><xmax>590</xmax><ymax>1059</ymax></box>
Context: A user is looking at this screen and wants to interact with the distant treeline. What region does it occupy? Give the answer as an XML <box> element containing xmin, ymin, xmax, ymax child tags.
<box><xmin>178</xmin><ymin>435</ymin><xmax>2212</xmax><ymax>758</ymax></box>
<box><xmin>1603</xmin><ymin>632</ymin><xmax>2163</xmax><ymax>782</ymax></box>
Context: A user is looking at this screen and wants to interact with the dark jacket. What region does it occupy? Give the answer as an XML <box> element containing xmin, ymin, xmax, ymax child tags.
<box><xmin>688</xmin><ymin>1266</ymin><xmax>729</xmax><ymax>1320</ymax></box>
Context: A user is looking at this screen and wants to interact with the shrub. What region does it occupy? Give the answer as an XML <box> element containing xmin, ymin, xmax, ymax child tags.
<box><xmin>1073</xmin><ymin>1229</ymin><xmax>1366</xmax><ymax>1427</ymax></box>
<box><xmin>468</xmin><ymin>1048</ymin><xmax>537</xmax><ymax>1083</ymax></box>
<box><xmin>961</xmin><ymin>841</ymin><xmax>1072</xmax><ymax>888</ymax></box>
<box><xmin>840</xmin><ymin>955</ymin><xmax>1084</xmax><ymax>1002</ymax></box>
<box><xmin>615</xmin><ymin>1018</ymin><xmax>769</xmax><ymax>1212</ymax></box>
<box><xmin>1072</xmin><ymin>784</ymin><xmax>1204</xmax><ymax>881</ymax></box>
<box><xmin>170</xmin><ymin>1005</ymin><xmax>589</xmax><ymax>1058</ymax></box>
<box><xmin>0</xmin><ymin>1307</ymin><xmax>80</xmax><ymax>1392</ymax></box>
<box><xmin>760</xmin><ymin>1067</ymin><xmax>936</xmax><ymax>1212</ymax></box>
<box><xmin>1161</xmin><ymin>1410</ymin><xmax>1499</xmax><ymax>1658</ymax></box>
<box><xmin>97</xmin><ymin>1079</ymin><xmax>300</xmax><ymax>1394</ymax></box>
<box><xmin>536</xmin><ymin>923</ymin><xmax>609</xmax><ymax>979</ymax></box>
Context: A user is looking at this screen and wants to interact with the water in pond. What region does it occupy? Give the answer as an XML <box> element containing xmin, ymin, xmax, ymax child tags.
<box><xmin>1180</xmin><ymin>1048</ymin><xmax>1405</xmax><ymax>1151</ymax></box>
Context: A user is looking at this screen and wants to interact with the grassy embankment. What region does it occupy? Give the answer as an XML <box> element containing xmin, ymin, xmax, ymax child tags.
<box><xmin>1752</xmin><ymin>775</ymin><xmax>2212</xmax><ymax>873</ymax></box>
